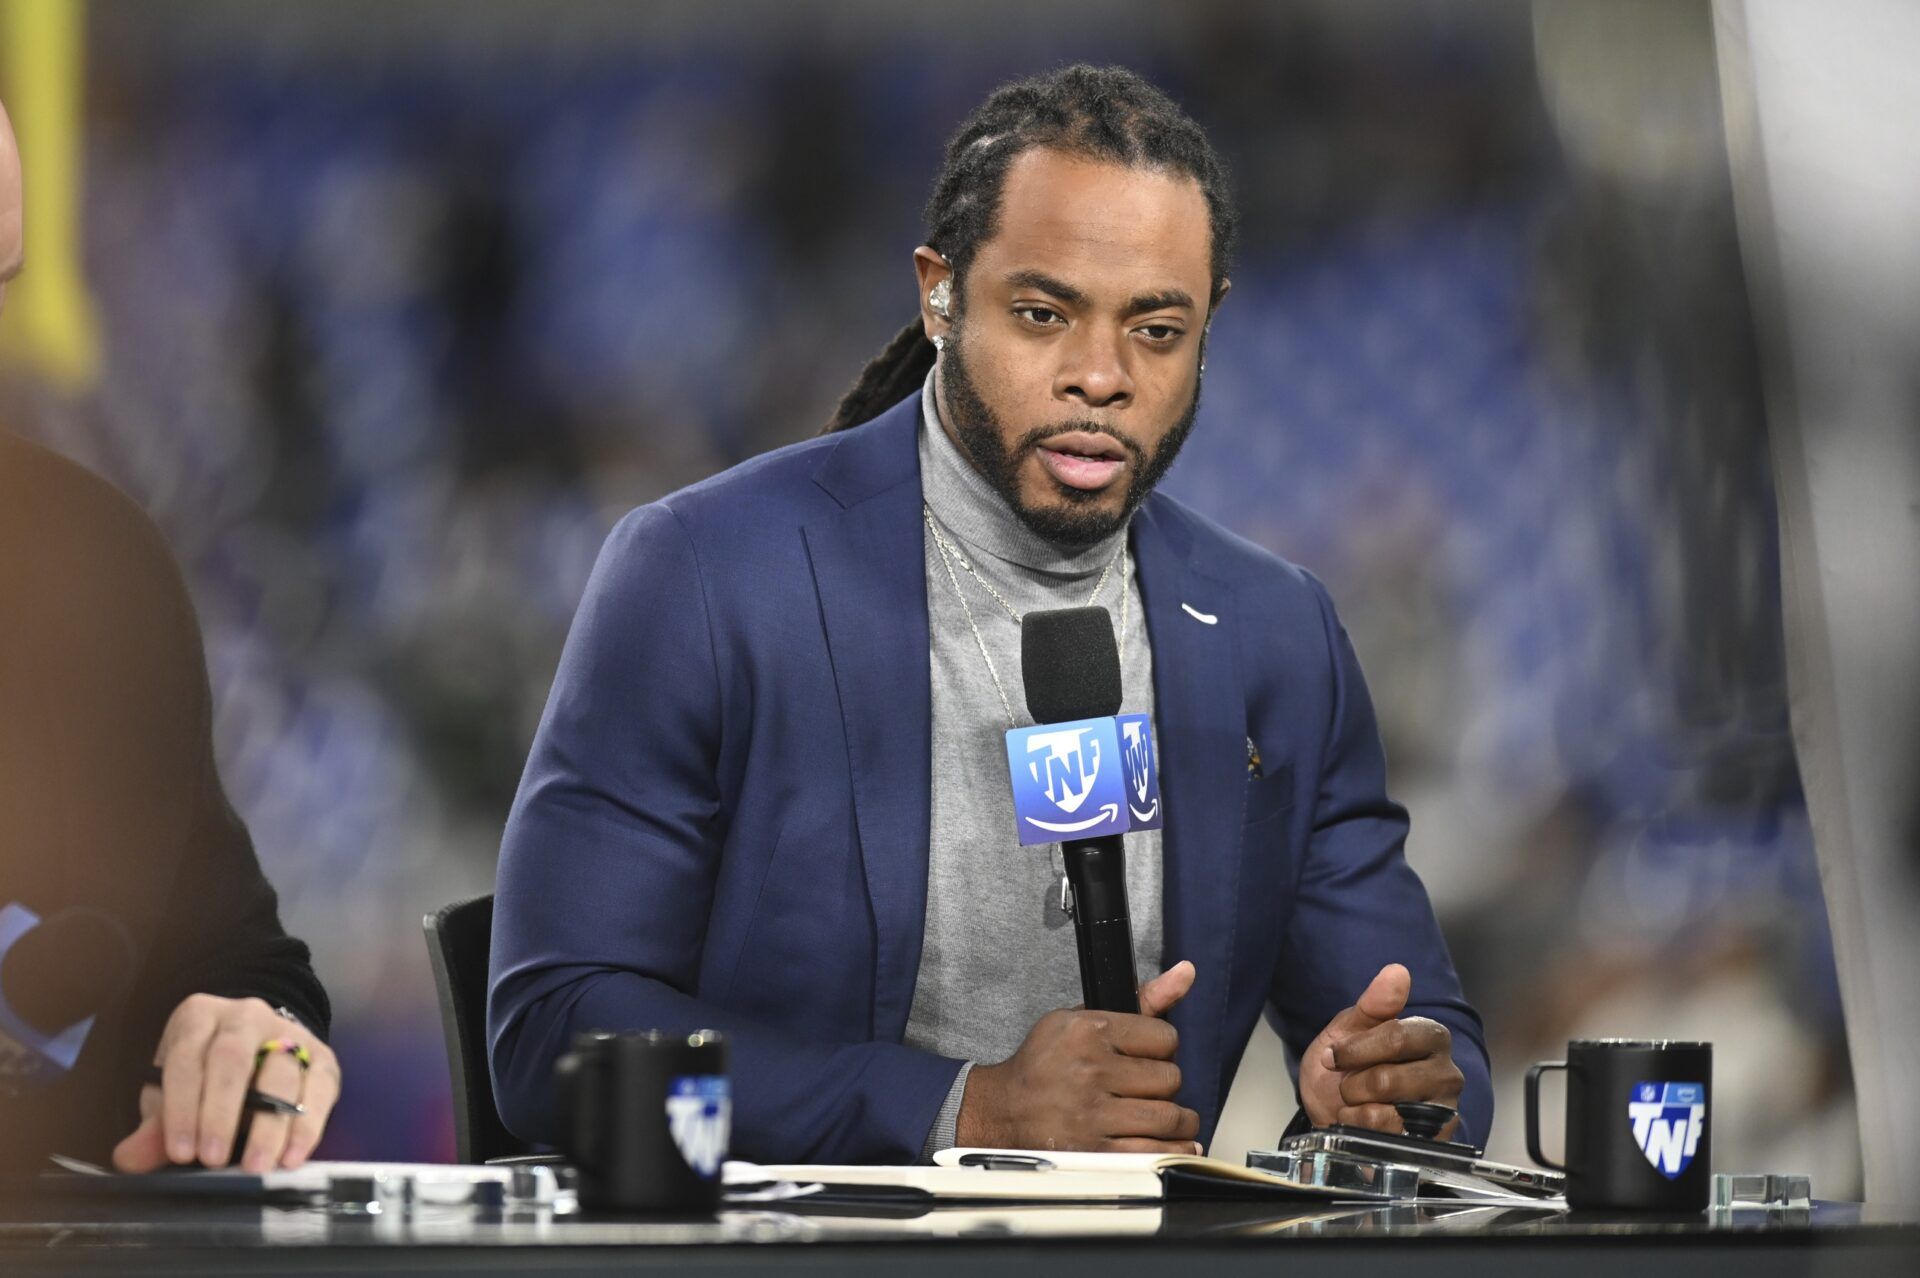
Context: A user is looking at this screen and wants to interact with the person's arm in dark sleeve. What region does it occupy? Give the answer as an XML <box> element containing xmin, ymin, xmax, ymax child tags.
<box><xmin>107</xmin><ymin>781</ymin><xmax>336</xmax><ymax>1172</ymax></box>
<box><xmin>0</xmin><ymin>438</ymin><xmax>335</xmax><ymax>1170</ymax></box>
<box><xmin>117</xmin><ymin>791</ymin><xmax>331</xmax><ymax>1070</ymax></box>
<box><xmin>488</xmin><ymin>505</ymin><xmax>964</xmax><ymax>1165</ymax></box>
<box><xmin>1266</xmin><ymin>572</ymin><xmax>1493</xmax><ymax>1147</ymax></box>
<box><xmin>83</xmin><ymin>470</ymin><xmax>329</xmax><ymax>1100</ymax></box>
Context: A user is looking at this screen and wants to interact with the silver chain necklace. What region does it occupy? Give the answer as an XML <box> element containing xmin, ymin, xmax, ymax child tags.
<box><xmin>922</xmin><ymin>504</ymin><xmax>1129</xmax><ymax>725</ymax></box>
<box><xmin>923</xmin><ymin>503</ymin><xmax>1130</xmax><ymax>919</ymax></box>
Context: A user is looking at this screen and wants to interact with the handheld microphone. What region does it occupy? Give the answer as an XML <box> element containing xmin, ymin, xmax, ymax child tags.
<box><xmin>0</xmin><ymin>903</ymin><xmax>136</xmax><ymax>1097</ymax></box>
<box><xmin>1019</xmin><ymin>606</ymin><xmax>1141</xmax><ymax>1014</ymax></box>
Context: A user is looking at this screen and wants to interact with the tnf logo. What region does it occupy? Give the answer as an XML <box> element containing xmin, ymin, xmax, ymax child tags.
<box><xmin>1005</xmin><ymin>717</ymin><xmax>1128</xmax><ymax>844</ymax></box>
<box><xmin>665</xmin><ymin>1075</ymin><xmax>730</xmax><ymax>1179</ymax></box>
<box><xmin>1026</xmin><ymin>727</ymin><xmax>1102</xmax><ymax>814</ymax></box>
<box><xmin>1117</xmin><ymin>713</ymin><xmax>1162</xmax><ymax>829</ymax></box>
<box><xmin>1628</xmin><ymin>1080</ymin><xmax>1705</xmax><ymax>1179</ymax></box>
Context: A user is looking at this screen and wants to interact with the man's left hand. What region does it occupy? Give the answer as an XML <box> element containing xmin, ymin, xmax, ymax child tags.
<box><xmin>1298</xmin><ymin>963</ymin><xmax>1464</xmax><ymax>1139</ymax></box>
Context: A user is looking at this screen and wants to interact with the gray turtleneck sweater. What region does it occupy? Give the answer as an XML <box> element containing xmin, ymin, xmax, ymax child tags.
<box><xmin>907</xmin><ymin>375</ymin><xmax>1164</xmax><ymax>1154</ymax></box>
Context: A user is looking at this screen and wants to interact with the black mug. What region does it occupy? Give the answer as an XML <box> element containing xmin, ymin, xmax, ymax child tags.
<box><xmin>1526</xmin><ymin>1039</ymin><xmax>1712</xmax><ymax>1212</ymax></box>
<box><xmin>556</xmin><ymin>1029</ymin><xmax>729</xmax><ymax>1215</ymax></box>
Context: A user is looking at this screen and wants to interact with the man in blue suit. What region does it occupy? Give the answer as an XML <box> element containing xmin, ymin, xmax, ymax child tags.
<box><xmin>490</xmin><ymin>66</ymin><xmax>1490</xmax><ymax>1164</ymax></box>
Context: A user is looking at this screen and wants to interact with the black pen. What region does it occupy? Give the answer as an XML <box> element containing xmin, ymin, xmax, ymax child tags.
<box><xmin>142</xmin><ymin>1065</ymin><xmax>305</xmax><ymax>1117</ymax></box>
<box><xmin>956</xmin><ymin>1152</ymin><xmax>1055</xmax><ymax>1171</ymax></box>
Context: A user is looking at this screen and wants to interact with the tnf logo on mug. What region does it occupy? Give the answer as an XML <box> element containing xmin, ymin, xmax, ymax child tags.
<box><xmin>665</xmin><ymin>1075</ymin><xmax>730</xmax><ymax>1179</ymax></box>
<box><xmin>1628</xmin><ymin>1080</ymin><xmax>1706</xmax><ymax>1178</ymax></box>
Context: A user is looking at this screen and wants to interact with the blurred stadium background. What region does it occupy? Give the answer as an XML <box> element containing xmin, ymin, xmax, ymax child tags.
<box><xmin>0</xmin><ymin>0</ymin><xmax>1857</xmax><ymax>1190</ymax></box>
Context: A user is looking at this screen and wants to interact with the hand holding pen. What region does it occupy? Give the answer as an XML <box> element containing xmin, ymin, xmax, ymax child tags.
<box><xmin>111</xmin><ymin>995</ymin><xmax>342</xmax><ymax>1174</ymax></box>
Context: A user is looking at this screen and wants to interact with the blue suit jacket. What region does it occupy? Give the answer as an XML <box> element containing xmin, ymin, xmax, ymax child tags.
<box><xmin>489</xmin><ymin>394</ymin><xmax>1491</xmax><ymax>1163</ymax></box>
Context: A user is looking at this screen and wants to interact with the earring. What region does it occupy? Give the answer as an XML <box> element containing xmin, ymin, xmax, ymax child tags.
<box><xmin>932</xmin><ymin>334</ymin><xmax>946</xmax><ymax>354</ymax></box>
<box><xmin>928</xmin><ymin>278</ymin><xmax>952</xmax><ymax>318</ymax></box>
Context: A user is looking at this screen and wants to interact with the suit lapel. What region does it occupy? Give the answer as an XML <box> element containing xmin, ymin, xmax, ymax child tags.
<box><xmin>803</xmin><ymin>404</ymin><xmax>932</xmax><ymax>1042</ymax></box>
<box><xmin>1134</xmin><ymin>498</ymin><xmax>1247</xmax><ymax>1129</ymax></box>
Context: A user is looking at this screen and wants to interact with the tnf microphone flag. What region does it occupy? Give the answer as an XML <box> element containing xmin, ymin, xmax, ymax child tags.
<box><xmin>1005</xmin><ymin>713</ymin><xmax>1161</xmax><ymax>846</ymax></box>
<box><xmin>1116</xmin><ymin>712</ymin><xmax>1163</xmax><ymax>831</ymax></box>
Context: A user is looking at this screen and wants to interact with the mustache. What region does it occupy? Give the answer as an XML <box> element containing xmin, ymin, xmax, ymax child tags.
<box><xmin>1013</xmin><ymin>422</ymin><xmax>1147</xmax><ymax>466</ymax></box>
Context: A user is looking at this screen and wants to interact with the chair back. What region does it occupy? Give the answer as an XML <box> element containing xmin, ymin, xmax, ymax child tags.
<box><xmin>423</xmin><ymin>893</ymin><xmax>530</xmax><ymax>1164</ymax></box>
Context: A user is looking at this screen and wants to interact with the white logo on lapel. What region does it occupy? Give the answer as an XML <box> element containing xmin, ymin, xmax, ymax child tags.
<box><xmin>1181</xmin><ymin>603</ymin><xmax>1218</xmax><ymax>625</ymax></box>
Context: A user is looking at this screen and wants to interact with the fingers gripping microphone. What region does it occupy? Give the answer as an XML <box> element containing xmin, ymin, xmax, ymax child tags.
<box><xmin>1021</xmin><ymin>606</ymin><xmax>1140</xmax><ymax>1014</ymax></box>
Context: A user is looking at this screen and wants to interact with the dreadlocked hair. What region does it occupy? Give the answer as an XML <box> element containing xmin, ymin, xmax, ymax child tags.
<box><xmin>822</xmin><ymin>63</ymin><xmax>1237</xmax><ymax>433</ymax></box>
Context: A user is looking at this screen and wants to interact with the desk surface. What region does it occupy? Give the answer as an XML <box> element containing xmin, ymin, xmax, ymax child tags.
<box><xmin>3</xmin><ymin>1186</ymin><xmax>1917</xmax><ymax>1277</ymax></box>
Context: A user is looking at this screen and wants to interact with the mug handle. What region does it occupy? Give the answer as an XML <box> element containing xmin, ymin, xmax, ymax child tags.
<box><xmin>1525</xmin><ymin>1061</ymin><xmax>1568</xmax><ymax>1171</ymax></box>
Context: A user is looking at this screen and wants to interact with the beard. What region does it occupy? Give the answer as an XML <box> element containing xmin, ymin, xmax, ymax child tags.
<box><xmin>939</xmin><ymin>330</ymin><xmax>1202</xmax><ymax>549</ymax></box>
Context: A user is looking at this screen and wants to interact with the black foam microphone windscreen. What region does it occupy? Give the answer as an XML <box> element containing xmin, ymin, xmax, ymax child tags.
<box><xmin>1021</xmin><ymin>606</ymin><xmax>1122</xmax><ymax>724</ymax></box>
<box><xmin>0</xmin><ymin>907</ymin><xmax>137</xmax><ymax>1034</ymax></box>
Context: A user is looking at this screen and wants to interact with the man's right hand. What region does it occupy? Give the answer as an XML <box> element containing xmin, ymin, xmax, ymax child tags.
<box><xmin>955</xmin><ymin>960</ymin><xmax>1201</xmax><ymax>1154</ymax></box>
<box><xmin>112</xmin><ymin>995</ymin><xmax>340</xmax><ymax>1174</ymax></box>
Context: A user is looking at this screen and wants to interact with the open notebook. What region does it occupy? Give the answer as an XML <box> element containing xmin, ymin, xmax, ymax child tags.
<box><xmin>47</xmin><ymin>1150</ymin><xmax>1389</xmax><ymax>1208</ymax></box>
<box><xmin>725</xmin><ymin>1147</ymin><xmax>1387</xmax><ymax>1204</ymax></box>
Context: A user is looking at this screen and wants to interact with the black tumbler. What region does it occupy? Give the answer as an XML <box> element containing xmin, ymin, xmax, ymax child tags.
<box><xmin>1526</xmin><ymin>1038</ymin><xmax>1712</xmax><ymax>1212</ymax></box>
<box><xmin>557</xmin><ymin>1028</ymin><xmax>729</xmax><ymax>1215</ymax></box>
